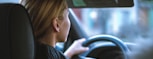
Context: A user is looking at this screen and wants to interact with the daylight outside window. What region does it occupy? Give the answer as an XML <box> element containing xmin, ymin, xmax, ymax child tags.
<box><xmin>0</xmin><ymin>0</ymin><xmax>19</xmax><ymax>3</ymax></box>
<box><xmin>72</xmin><ymin>0</ymin><xmax>153</xmax><ymax>42</ymax></box>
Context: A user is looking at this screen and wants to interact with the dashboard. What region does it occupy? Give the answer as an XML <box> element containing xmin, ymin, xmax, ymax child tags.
<box><xmin>82</xmin><ymin>42</ymin><xmax>135</xmax><ymax>59</ymax></box>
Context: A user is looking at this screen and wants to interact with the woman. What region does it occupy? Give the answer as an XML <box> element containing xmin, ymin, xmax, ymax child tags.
<box><xmin>20</xmin><ymin>0</ymin><xmax>89</xmax><ymax>59</ymax></box>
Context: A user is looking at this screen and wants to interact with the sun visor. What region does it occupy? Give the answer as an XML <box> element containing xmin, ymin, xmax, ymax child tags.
<box><xmin>67</xmin><ymin>0</ymin><xmax>134</xmax><ymax>8</ymax></box>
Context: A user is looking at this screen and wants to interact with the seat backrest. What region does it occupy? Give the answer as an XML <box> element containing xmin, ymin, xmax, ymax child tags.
<box><xmin>0</xmin><ymin>3</ymin><xmax>34</xmax><ymax>59</ymax></box>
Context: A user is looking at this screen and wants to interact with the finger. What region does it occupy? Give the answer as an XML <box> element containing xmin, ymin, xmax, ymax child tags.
<box><xmin>84</xmin><ymin>47</ymin><xmax>89</xmax><ymax>51</ymax></box>
<box><xmin>78</xmin><ymin>38</ymin><xmax>86</xmax><ymax>42</ymax></box>
<box><xmin>80</xmin><ymin>47</ymin><xmax>89</xmax><ymax>53</ymax></box>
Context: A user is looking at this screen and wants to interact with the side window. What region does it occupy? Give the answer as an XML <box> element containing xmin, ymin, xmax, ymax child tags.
<box><xmin>0</xmin><ymin>0</ymin><xmax>19</xmax><ymax>3</ymax></box>
<box><xmin>72</xmin><ymin>0</ymin><xmax>153</xmax><ymax>42</ymax></box>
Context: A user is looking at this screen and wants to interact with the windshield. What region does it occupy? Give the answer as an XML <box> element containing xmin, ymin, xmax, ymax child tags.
<box><xmin>71</xmin><ymin>0</ymin><xmax>153</xmax><ymax>42</ymax></box>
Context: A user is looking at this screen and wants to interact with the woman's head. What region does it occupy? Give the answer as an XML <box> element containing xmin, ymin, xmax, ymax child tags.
<box><xmin>21</xmin><ymin>0</ymin><xmax>70</xmax><ymax>42</ymax></box>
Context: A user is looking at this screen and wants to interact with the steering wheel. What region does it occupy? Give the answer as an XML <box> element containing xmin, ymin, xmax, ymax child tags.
<box><xmin>72</xmin><ymin>35</ymin><xmax>130</xmax><ymax>59</ymax></box>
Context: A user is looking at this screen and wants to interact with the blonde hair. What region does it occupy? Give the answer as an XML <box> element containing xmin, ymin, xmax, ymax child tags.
<box><xmin>21</xmin><ymin>0</ymin><xmax>68</xmax><ymax>40</ymax></box>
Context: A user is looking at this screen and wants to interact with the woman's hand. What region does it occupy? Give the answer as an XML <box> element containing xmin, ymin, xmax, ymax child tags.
<box><xmin>64</xmin><ymin>38</ymin><xmax>89</xmax><ymax>58</ymax></box>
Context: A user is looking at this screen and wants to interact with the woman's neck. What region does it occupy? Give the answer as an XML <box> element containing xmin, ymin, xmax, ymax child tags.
<box><xmin>38</xmin><ymin>33</ymin><xmax>57</xmax><ymax>47</ymax></box>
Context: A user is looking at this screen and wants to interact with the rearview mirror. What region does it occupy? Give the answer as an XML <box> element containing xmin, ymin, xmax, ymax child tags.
<box><xmin>67</xmin><ymin>0</ymin><xmax>134</xmax><ymax>8</ymax></box>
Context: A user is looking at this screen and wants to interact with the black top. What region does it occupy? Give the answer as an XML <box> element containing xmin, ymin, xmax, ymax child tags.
<box><xmin>35</xmin><ymin>42</ymin><xmax>68</xmax><ymax>59</ymax></box>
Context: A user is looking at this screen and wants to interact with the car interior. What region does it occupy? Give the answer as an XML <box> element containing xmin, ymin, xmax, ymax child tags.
<box><xmin>0</xmin><ymin>3</ymin><xmax>34</xmax><ymax>59</ymax></box>
<box><xmin>0</xmin><ymin>0</ymin><xmax>153</xmax><ymax>59</ymax></box>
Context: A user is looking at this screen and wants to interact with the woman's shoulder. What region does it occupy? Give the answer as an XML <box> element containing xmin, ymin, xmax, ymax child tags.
<box><xmin>34</xmin><ymin>42</ymin><xmax>49</xmax><ymax>59</ymax></box>
<box><xmin>35</xmin><ymin>42</ymin><xmax>68</xmax><ymax>59</ymax></box>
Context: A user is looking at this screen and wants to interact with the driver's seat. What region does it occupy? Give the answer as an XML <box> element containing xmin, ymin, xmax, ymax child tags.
<box><xmin>0</xmin><ymin>3</ymin><xmax>34</xmax><ymax>59</ymax></box>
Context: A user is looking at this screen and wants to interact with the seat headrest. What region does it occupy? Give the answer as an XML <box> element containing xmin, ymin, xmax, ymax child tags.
<box><xmin>0</xmin><ymin>3</ymin><xmax>34</xmax><ymax>59</ymax></box>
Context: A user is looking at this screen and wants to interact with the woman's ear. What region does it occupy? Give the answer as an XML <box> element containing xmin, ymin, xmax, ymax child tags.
<box><xmin>52</xmin><ymin>18</ymin><xmax>60</xmax><ymax>32</ymax></box>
